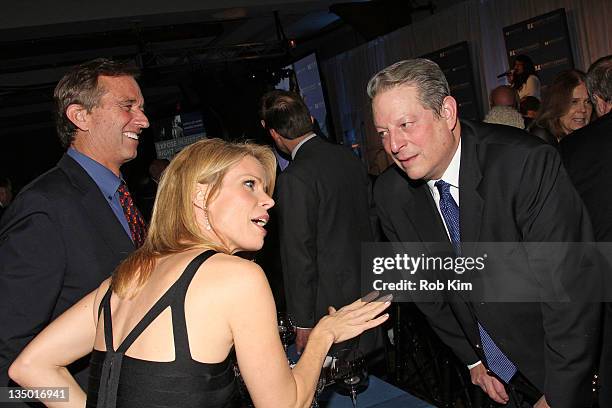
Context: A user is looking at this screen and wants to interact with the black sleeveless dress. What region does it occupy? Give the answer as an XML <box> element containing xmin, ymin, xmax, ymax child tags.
<box><xmin>87</xmin><ymin>251</ymin><xmax>242</xmax><ymax>408</ymax></box>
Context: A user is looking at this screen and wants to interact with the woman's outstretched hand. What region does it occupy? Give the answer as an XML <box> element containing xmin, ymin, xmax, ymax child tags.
<box><xmin>313</xmin><ymin>291</ymin><xmax>392</xmax><ymax>344</ymax></box>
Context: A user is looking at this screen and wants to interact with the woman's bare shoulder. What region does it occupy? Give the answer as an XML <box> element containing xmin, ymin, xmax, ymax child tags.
<box><xmin>192</xmin><ymin>253</ymin><xmax>270</xmax><ymax>298</ymax></box>
<box><xmin>204</xmin><ymin>253</ymin><xmax>265</xmax><ymax>276</ymax></box>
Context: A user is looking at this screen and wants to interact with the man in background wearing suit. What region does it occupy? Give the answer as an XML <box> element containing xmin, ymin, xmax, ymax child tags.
<box><xmin>0</xmin><ymin>58</ymin><xmax>148</xmax><ymax>391</ymax></box>
<box><xmin>260</xmin><ymin>90</ymin><xmax>378</xmax><ymax>356</ymax></box>
<box><xmin>560</xmin><ymin>54</ymin><xmax>612</xmax><ymax>407</ymax></box>
<box><xmin>370</xmin><ymin>59</ymin><xmax>599</xmax><ymax>407</ymax></box>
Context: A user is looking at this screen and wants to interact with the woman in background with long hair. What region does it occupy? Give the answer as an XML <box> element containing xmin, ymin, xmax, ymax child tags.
<box><xmin>510</xmin><ymin>54</ymin><xmax>541</xmax><ymax>101</ymax></box>
<box><xmin>530</xmin><ymin>69</ymin><xmax>592</xmax><ymax>144</ymax></box>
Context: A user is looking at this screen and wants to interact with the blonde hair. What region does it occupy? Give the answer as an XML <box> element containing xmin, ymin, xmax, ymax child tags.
<box><xmin>112</xmin><ymin>138</ymin><xmax>277</xmax><ymax>297</ymax></box>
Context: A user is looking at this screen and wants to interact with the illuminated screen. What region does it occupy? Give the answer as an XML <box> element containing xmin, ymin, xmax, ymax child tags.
<box><xmin>276</xmin><ymin>53</ymin><xmax>329</xmax><ymax>138</ymax></box>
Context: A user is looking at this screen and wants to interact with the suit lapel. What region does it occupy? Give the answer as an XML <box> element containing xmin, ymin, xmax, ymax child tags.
<box><xmin>409</xmin><ymin>183</ymin><xmax>449</xmax><ymax>243</ymax></box>
<box><xmin>388</xmin><ymin>167</ymin><xmax>451</xmax><ymax>255</ymax></box>
<box><xmin>59</xmin><ymin>155</ymin><xmax>134</xmax><ymax>256</ymax></box>
<box><xmin>459</xmin><ymin>122</ymin><xmax>484</xmax><ymax>245</ymax></box>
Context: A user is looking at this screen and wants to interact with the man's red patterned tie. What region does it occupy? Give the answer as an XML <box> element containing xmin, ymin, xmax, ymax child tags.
<box><xmin>117</xmin><ymin>182</ymin><xmax>146</xmax><ymax>248</ymax></box>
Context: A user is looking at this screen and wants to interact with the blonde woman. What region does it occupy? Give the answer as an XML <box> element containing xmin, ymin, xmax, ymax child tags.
<box><xmin>9</xmin><ymin>138</ymin><xmax>390</xmax><ymax>408</ymax></box>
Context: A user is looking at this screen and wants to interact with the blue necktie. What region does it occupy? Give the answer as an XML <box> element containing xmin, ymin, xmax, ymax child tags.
<box><xmin>435</xmin><ymin>180</ymin><xmax>517</xmax><ymax>383</ymax></box>
<box><xmin>434</xmin><ymin>180</ymin><xmax>461</xmax><ymax>255</ymax></box>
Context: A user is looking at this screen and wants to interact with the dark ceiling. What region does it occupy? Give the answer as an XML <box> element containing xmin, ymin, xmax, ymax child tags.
<box><xmin>0</xmin><ymin>0</ymin><xmax>445</xmax><ymax>187</ymax></box>
<box><xmin>1</xmin><ymin>1</ymin><xmax>354</xmax><ymax>136</ymax></box>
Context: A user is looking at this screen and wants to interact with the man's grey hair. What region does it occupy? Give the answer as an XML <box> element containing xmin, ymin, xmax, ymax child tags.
<box><xmin>587</xmin><ymin>55</ymin><xmax>612</xmax><ymax>102</ymax></box>
<box><xmin>367</xmin><ymin>59</ymin><xmax>450</xmax><ymax>118</ymax></box>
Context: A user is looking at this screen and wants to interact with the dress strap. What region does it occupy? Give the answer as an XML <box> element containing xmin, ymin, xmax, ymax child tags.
<box><xmin>170</xmin><ymin>250</ymin><xmax>218</xmax><ymax>362</ymax></box>
<box><xmin>95</xmin><ymin>251</ymin><xmax>217</xmax><ymax>408</ymax></box>
<box><xmin>96</xmin><ymin>251</ymin><xmax>219</xmax><ymax>355</ymax></box>
<box><xmin>99</xmin><ymin>287</ymin><xmax>114</xmax><ymax>352</ymax></box>
<box><xmin>114</xmin><ymin>278</ymin><xmax>178</xmax><ymax>353</ymax></box>
<box><xmin>112</xmin><ymin>250</ymin><xmax>217</xmax><ymax>354</ymax></box>
<box><xmin>97</xmin><ymin>287</ymin><xmax>122</xmax><ymax>408</ymax></box>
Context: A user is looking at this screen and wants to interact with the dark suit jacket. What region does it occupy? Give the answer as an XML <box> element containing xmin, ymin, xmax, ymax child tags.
<box><xmin>560</xmin><ymin>111</ymin><xmax>612</xmax><ymax>406</ymax></box>
<box><xmin>560</xmin><ymin>111</ymin><xmax>612</xmax><ymax>241</ymax></box>
<box><xmin>0</xmin><ymin>154</ymin><xmax>134</xmax><ymax>389</ymax></box>
<box><xmin>276</xmin><ymin>136</ymin><xmax>375</xmax><ymax>328</ymax></box>
<box><xmin>374</xmin><ymin>120</ymin><xmax>599</xmax><ymax>407</ymax></box>
<box><xmin>528</xmin><ymin>123</ymin><xmax>558</xmax><ymax>146</ymax></box>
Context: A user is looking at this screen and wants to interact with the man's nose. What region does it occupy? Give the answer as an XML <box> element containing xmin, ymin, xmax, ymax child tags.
<box><xmin>388</xmin><ymin>128</ymin><xmax>404</xmax><ymax>154</ymax></box>
<box><xmin>135</xmin><ymin>110</ymin><xmax>149</xmax><ymax>129</ymax></box>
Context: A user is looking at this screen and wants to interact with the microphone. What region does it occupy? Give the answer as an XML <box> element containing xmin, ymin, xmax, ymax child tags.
<box><xmin>497</xmin><ymin>71</ymin><xmax>512</xmax><ymax>78</ymax></box>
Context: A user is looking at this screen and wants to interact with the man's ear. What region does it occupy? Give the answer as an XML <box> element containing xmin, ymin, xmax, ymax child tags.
<box><xmin>260</xmin><ymin>120</ymin><xmax>266</xmax><ymax>129</ymax></box>
<box><xmin>593</xmin><ymin>95</ymin><xmax>607</xmax><ymax>117</ymax></box>
<box><xmin>66</xmin><ymin>104</ymin><xmax>90</xmax><ymax>132</ymax></box>
<box><xmin>440</xmin><ymin>96</ymin><xmax>458</xmax><ymax>130</ymax></box>
<box><xmin>310</xmin><ymin>115</ymin><xmax>315</xmax><ymax>124</ymax></box>
<box><xmin>269</xmin><ymin>128</ymin><xmax>282</xmax><ymax>142</ymax></box>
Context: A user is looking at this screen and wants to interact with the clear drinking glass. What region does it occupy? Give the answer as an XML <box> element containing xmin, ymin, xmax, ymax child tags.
<box><xmin>330</xmin><ymin>348</ymin><xmax>368</xmax><ymax>408</ymax></box>
<box><xmin>277</xmin><ymin>312</ymin><xmax>296</xmax><ymax>352</ymax></box>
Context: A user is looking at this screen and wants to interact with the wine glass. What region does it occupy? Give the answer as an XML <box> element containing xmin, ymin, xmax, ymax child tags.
<box><xmin>310</xmin><ymin>365</ymin><xmax>329</xmax><ymax>408</ymax></box>
<box><xmin>330</xmin><ymin>348</ymin><xmax>368</xmax><ymax>408</ymax></box>
<box><xmin>277</xmin><ymin>312</ymin><xmax>296</xmax><ymax>354</ymax></box>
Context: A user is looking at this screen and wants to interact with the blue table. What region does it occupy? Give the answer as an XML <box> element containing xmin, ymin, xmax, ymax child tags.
<box><xmin>286</xmin><ymin>345</ymin><xmax>434</xmax><ymax>408</ymax></box>
<box><xmin>319</xmin><ymin>376</ymin><xmax>435</xmax><ymax>408</ymax></box>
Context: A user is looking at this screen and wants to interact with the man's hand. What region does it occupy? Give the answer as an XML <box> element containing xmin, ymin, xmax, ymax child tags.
<box><xmin>295</xmin><ymin>328</ymin><xmax>313</xmax><ymax>354</ymax></box>
<box><xmin>470</xmin><ymin>363</ymin><xmax>509</xmax><ymax>404</ymax></box>
<box><xmin>533</xmin><ymin>396</ymin><xmax>550</xmax><ymax>408</ymax></box>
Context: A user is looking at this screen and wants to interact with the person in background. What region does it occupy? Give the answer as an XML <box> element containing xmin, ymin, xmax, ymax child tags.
<box><xmin>530</xmin><ymin>69</ymin><xmax>592</xmax><ymax>145</ymax></box>
<box><xmin>490</xmin><ymin>85</ymin><xmax>520</xmax><ymax>109</ymax></box>
<box><xmin>135</xmin><ymin>158</ymin><xmax>170</xmax><ymax>222</ymax></box>
<box><xmin>520</xmin><ymin>96</ymin><xmax>541</xmax><ymax>128</ymax></box>
<box><xmin>8</xmin><ymin>138</ymin><xmax>390</xmax><ymax>408</ymax></box>
<box><xmin>0</xmin><ymin>58</ymin><xmax>148</xmax><ymax>391</ymax></box>
<box><xmin>559</xmin><ymin>55</ymin><xmax>612</xmax><ymax>408</ymax></box>
<box><xmin>0</xmin><ymin>176</ymin><xmax>13</xmax><ymax>219</ymax></box>
<box><xmin>508</xmin><ymin>54</ymin><xmax>541</xmax><ymax>101</ymax></box>
<box><xmin>260</xmin><ymin>90</ymin><xmax>382</xmax><ymax>360</ymax></box>
<box><xmin>484</xmin><ymin>85</ymin><xmax>525</xmax><ymax>128</ymax></box>
<box><xmin>483</xmin><ymin>107</ymin><xmax>525</xmax><ymax>129</ymax></box>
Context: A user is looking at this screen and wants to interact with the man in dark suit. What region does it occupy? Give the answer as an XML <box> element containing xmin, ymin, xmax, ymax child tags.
<box><xmin>560</xmin><ymin>54</ymin><xmax>612</xmax><ymax>407</ymax></box>
<box><xmin>369</xmin><ymin>59</ymin><xmax>599</xmax><ymax>407</ymax></box>
<box><xmin>0</xmin><ymin>58</ymin><xmax>148</xmax><ymax>391</ymax></box>
<box><xmin>260</xmin><ymin>90</ymin><xmax>377</xmax><ymax>355</ymax></box>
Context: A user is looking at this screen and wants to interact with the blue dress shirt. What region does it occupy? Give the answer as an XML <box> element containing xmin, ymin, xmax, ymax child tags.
<box><xmin>67</xmin><ymin>148</ymin><xmax>132</xmax><ymax>240</ymax></box>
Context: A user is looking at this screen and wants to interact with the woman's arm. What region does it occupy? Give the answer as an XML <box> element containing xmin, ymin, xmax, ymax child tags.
<box><xmin>520</xmin><ymin>75</ymin><xmax>541</xmax><ymax>100</ymax></box>
<box><xmin>223</xmin><ymin>256</ymin><xmax>389</xmax><ymax>408</ymax></box>
<box><xmin>8</xmin><ymin>280</ymin><xmax>109</xmax><ymax>408</ymax></box>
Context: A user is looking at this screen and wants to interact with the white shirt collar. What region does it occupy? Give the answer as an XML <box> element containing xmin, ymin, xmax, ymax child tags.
<box><xmin>291</xmin><ymin>132</ymin><xmax>317</xmax><ymax>160</ymax></box>
<box><xmin>427</xmin><ymin>139</ymin><xmax>461</xmax><ymax>196</ymax></box>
